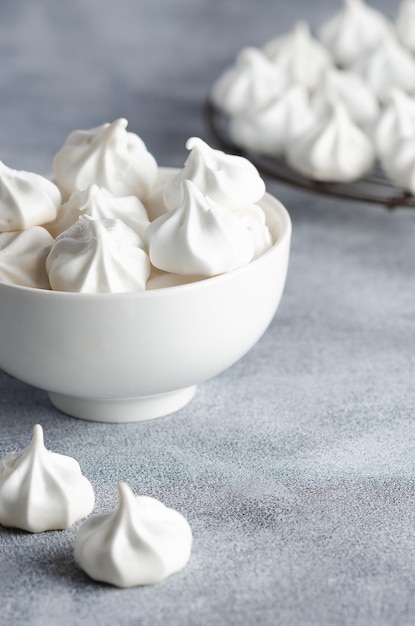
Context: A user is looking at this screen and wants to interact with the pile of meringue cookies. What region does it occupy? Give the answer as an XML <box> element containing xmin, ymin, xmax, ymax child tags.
<box><xmin>0</xmin><ymin>425</ymin><xmax>192</xmax><ymax>587</ymax></box>
<box><xmin>210</xmin><ymin>0</ymin><xmax>415</xmax><ymax>189</ymax></box>
<box><xmin>0</xmin><ymin>118</ymin><xmax>273</xmax><ymax>292</ymax></box>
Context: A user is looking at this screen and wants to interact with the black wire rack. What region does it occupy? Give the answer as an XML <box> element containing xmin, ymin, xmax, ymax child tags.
<box><xmin>204</xmin><ymin>100</ymin><xmax>415</xmax><ymax>211</ymax></box>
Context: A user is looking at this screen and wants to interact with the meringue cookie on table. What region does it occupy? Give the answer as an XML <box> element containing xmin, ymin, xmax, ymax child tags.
<box><xmin>395</xmin><ymin>0</ymin><xmax>415</xmax><ymax>52</ymax></box>
<box><xmin>164</xmin><ymin>137</ymin><xmax>266</xmax><ymax>211</ymax></box>
<box><xmin>47</xmin><ymin>184</ymin><xmax>150</xmax><ymax>239</ymax></box>
<box><xmin>263</xmin><ymin>21</ymin><xmax>332</xmax><ymax>90</ymax></box>
<box><xmin>287</xmin><ymin>100</ymin><xmax>375</xmax><ymax>182</ymax></box>
<box><xmin>374</xmin><ymin>88</ymin><xmax>415</xmax><ymax>159</ymax></box>
<box><xmin>147</xmin><ymin>180</ymin><xmax>255</xmax><ymax>276</ymax></box>
<box><xmin>381</xmin><ymin>135</ymin><xmax>415</xmax><ymax>193</ymax></box>
<box><xmin>46</xmin><ymin>215</ymin><xmax>150</xmax><ymax>293</ymax></box>
<box><xmin>0</xmin><ymin>424</ymin><xmax>94</xmax><ymax>533</ymax></box>
<box><xmin>74</xmin><ymin>482</ymin><xmax>192</xmax><ymax>587</ymax></box>
<box><xmin>210</xmin><ymin>47</ymin><xmax>288</xmax><ymax>116</ymax></box>
<box><xmin>0</xmin><ymin>161</ymin><xmax>60</xmax><ymax>232</ymax></box>
<box><xmin>0</xmin><ymin>226</ymin><xmax>53</xmax><ymax>289</ymax></box>
<box><xmin>53</xmin><ymin>118</ymin><xmax>158</xmax><ymax>201</ymax></box>
<box><xmin>230</xmin><ymin>84</ymin><xmax>315</xmax><ymax>157</ymax></box>
<box><xmin>318</xmin><ymin>0</ymin><xmax>391</xmax><ymax>67</ymax></box>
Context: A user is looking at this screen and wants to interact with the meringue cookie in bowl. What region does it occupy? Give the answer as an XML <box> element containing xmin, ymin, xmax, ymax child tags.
<box><xmin>374</xmin><ymin>88</ymin><xmax>415</xmax><ymax>159</ymax></box>
<box><xmin>164</xmin><ymin>137</ymin><xmax>266</xmax><ymax>211</ymax></box>
<box><xmin>318</xmin><ymin>0</ymin><xmax>391</xmax><ymax>67</ymax></box>
<box><xmin>53</xmin><ymin>118</ymin><xmax>158</xmax><ymax>201</ymax></box>
<box><xmin>0</xmin><ymin>424</ymin><xmax>94</xmax><ymax>533</ymax></box>
<box><xmin>395</xmin><ymin>0</ymin><xmax>415</xmax><ymax>52</ymax></box>
<box><xmin>74</xmin><ymin>482</ymin><xmax>192</xmax><ymax>587</ymax></box>
<box><xmin>0</xmin><ymin>161</ymin><xmax>60</xmax><ymax>232</ymax></box>
<box><xmin>210</xmin><ymin>47</ymin><xmax>287</xmax><ymax>116</ymax></box>
<box><xmin>0</xmin><ymin>226</ymin><xmax>53</xmax><ymax>289</ymax></box>
<box><xmin>287</xmin><ymin>100</ymin><xmax>375</xmax><ymax>182</ymax></box>
<box><xmin>46</xmin><ymin>215</ymin><xmax>150</xmax><ymax>293</ymax></box>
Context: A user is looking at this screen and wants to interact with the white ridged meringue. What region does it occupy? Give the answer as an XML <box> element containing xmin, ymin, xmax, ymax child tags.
<box><xmin>374</xmin><ymin>88</ymin><xmax>415</xmax><ymax>159</ymax></box>
<box><xmin>74</xmin><ymin>482</ymin><xmax>192</xmax><ymax>587</ymax></box>
<box><xmin>0</xmin><ymin>227</ymin><xmax>53</xmax><ymax>289</ymax></box>
<box><xmin>47</xmin><ymin>184</ymin><xmax>150</xmax><ymax>239</ymax></box>
<box><xmin>318</xmin><ymin>0</ymin><xmax>391</xmax><ymax>67</ymax></box>
<box><xmin>233</xmin><ymin>204</ymin><xmax>273</xmax><ymax>260</ymax></box>
<box><xmin>0</xmin><ymin>161</ymin><xmax>60</xmax><ymax>232</ymax></box>
<box><xmin>164</xmin><ymin>137</ymin><xmax>265</xmax><ymax>211</ymax></box>
<box><xmin>46</xmin><ymin>215</ymin><xmax>150</xmax><ymax>293</ymax></box>
<box><xmin>210</xmin><ymin>47</ymin><xmax>288</xmax><ymax>115</ymax></box>
<box><xmin>381</xmin><ymin>135</ymin><xmax>415</xmax><ymax>193</ymax></box>
<box><xmin>395</xmin><ymin>0</ymin><xmax>415</xmax><ymax>52</ymax></box>
<box><xmin>311</xmin><ymin>67</ymin><xmax>379</xmax><ymax>128</ymax></box>
<box><xmin>287</xmin><ymin>100</ymin><xmax>375</xmax><ymax>182</ymax></box>
<box><xmin>147</xmin><ymin>180</ymin><xmax>255</xmax><ymax>276</ymax></box>
<box><xmin>53</xmin><ymin>118</ymin><xmax>158</xmax><ymax>201</ymax></box>
<box><xmin>229</xmin><ymin>84</ymin><xmax>316</xmax><ymax>157</ymax></box>
<box><xmin>263</xmin><ymin>21</ymin><xmax>332</xmax><ymax>90</ymax></box>
<box><xmin>0</xmin><ymin>425</ymin><xmax>94</xmax><ymax>533</ymax></box>
<box><xmin>353</xmin><ymin>34</ymin><xmax>415</xmax><ymax>100</ymax></box>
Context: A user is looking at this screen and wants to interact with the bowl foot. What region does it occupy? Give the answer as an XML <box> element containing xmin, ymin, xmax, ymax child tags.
<box><xmin>48</xmin><ymin>386</ymin><xmax>197</xmax><ymax>423</ymax></box>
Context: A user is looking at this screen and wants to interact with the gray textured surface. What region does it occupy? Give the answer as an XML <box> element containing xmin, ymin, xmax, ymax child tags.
<box><xmin>1</xmin><ymin>1</ymin><xmax>415</xmax><ymax>624</ymax></box>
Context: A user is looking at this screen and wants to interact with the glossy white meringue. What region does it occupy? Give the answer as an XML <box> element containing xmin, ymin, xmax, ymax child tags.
<box><xmin>47</xmin><ymin>184</ymin><xmax>150</xmax><ymax>239</ymax></box>
<box><xmin>0</xmin><ymin>226</ymin><xmax>53</xmax><ymax>289</ymax></box>
<box><xmin>0</xmin><ymin>161</ymin><xmax>60</xmax><ymax>232</ymax></box>
<box><xmin>164</xmin><ymin>137</ymin><xmax>265</xmax><ymax>211</ymax></box>
<box><xmin>0</xmin><ymin>424</ymin><xmax>94</xmax><ymax>533</ymax></box>
<box><xmin>381</xmin><ymin>135</ymin><xmax>415</xmax><ymax>193</ymax></box>
<box><xmin>395</xmin><ymin>0</ymin><xmax>415</xmax><ymax>52</ymax></box>
<box><xmin>46</xmin><ymin>215</ymin><xmax>150</xmax><ymax>293</ymax></box>
<box><xmin>147</xmin><ymin>180</ymin><xmax>255</xmax><ymax>276</ymax></box>
<box><xmin>210</xmin><ymin>47</ymin><xmax>287</xmax><ymax>116</ymax></box>
<box><xmin>53</xmin><ymin>118</ymin><xmax>158</xmax><ymax>201</ymax></box>
<box><xmin>74</xmin><ymin>482</ymin><xmax>192</xmax><ymax>587</ymax></box>
<box><xmin>374</xmin><ymin>88</ymin><xmax>415</xmax><ymax>159</ymax></box>
<box><xmin>287</xmin><ymin>100</ymin><xmax>375</xmax><ymax>182</ymax></box>
<box><xmin>318</xmin><ymin>0</ymin><xmax>391</xmax><ymax>67</ymax></box>
<box><xmin>263</xmin><ymin>21</ymin><xmax>332</xmax><ymax>90</ymax></box>
<box><xmin>230</xmin><ymin>84</ymin><xmax>315</xmax><ymax>157</ymax></box>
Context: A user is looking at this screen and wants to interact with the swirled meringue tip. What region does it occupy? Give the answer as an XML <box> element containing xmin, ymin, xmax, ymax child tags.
<box><xmin>0</xmin><ymin>424</ymin><xmax>95</xmax><ymax>533</ymax></box>
<box><xmin>74</xmin><ymin>482</ymin><xmax>192</xmax><ymax>587</ymax></box>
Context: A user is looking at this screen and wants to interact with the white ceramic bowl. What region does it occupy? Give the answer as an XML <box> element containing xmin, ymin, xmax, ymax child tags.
<box><xmin>0</xmin><ymin>187</ymin><xmax>291</xmax><ymax>423</ymax></box>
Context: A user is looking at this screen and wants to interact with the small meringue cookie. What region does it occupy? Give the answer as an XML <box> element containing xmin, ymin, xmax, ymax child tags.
<box><xmin>164</xmin><ymin>137</ymin><xmax>265</xmax><ymax>211</ymax></box>
<box><xmin>374</xmin><ymin>88</ymin><xmax>415</xmax><ymax>159</ymax></box>
<box><xmin>0</xmin><ymin>424</ymin><xmax>94</xmax><ymax>533</ymax></box>
<box><xmin>381</xmin><ymin>135</ymin><xmax>415</xmax><ymax>193</ymax></box>
<box><xmin>47</xmin><ymin>184</ymin><xmax>150</xmax><ymax>239</ymax></box>
<box><xmin>233</xmin><ymin>204</ymin><xmax>273</xmax><ymax>259</ymax></box>
<box><xmin>74</xmin><ymin>482</ymin><xmax>192</xmax><ymax>588</ymax></box>
<box><xmin>210</xmin><ymin>47</ymin><xmax>288</xmax><ymax>116</ymax></box>
<box><xmin>229</xmin><ymin>84</ymin><xmax>316</xmax><ymax>157</ymax></box>
<box><xmin>263</xmin><ymin>21</ymin><xmax>332</xmax><ymax>90</ymax></box>
<box><xmin>287</xmin><ymin>100</ymin><xmax>375</xmax><ymax>182</ymax></box>
<box><xmin>147</xmin><ymin>180</ymin><xmax>254</xmax><ymax>277</ymax></box>
<box><xmin>395</xmin><ymin>0</ymin><xmax>415</xmax><ymax>52</ymax></box>
<box><xmin>353</xmin><ymin>34</ymin><xmax>415</xmax><ymax>100</ymax></box>
<box><xmin>53</xmin><ymin>118</ymin><xmax>158</xmax><ymax>201</ymax></box>
<box><xmin>46</xmin><ymin>215</ymin><xmax>150</xmax><ymax>293</ymax></box>
<box><xmin>318</xmin><ymin>0</ymin><xmax>391</xmax><ymax>67</ymax></box>
<box><xmin>0</xmin><ymin>226</ymin><xmax>53</xmax><ymax>289</ymax></box>
<box><xmin>0</xmin><ymin>161</ymin><xmax>60</xmax><ymax>232</ymax></box>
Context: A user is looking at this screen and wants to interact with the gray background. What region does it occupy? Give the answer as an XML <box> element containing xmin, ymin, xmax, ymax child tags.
<box><xmin>1</xmin><ymin>1</ymin><xmax>415</xmax><ymax>624</ymax></box>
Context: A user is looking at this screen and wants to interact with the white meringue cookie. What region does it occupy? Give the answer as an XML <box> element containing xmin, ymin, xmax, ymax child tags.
<box><xmin>229</xmin><ymin>84</ymin><xmax>316</xmax><ymax>157</ymax></box>
<box><xmin>0</xmin><ymin>424</ymin><xmax>94</xmax><ymax>533</ymax></box>
<box><xmin>164</xmin><ymin>137</ymin><xmax>265</xmax><ymax>211</ymax></box>
<box><xmin>353</xmin><ymin>34</ymin><xmax>415</xmax><ymax>100</ymax></box>
<box><xmin>47</xmin><ymin>184</ymin><xmax>150</xmax><ymax>239</ymax></box>
<box><xmin>395</xmin><ymin>0</ymin><xmax>415</xmax><ymax>52</ymax></box>
<box><xmin>144</xmin><ymin>169</ymin><xmax>177</xmax><ymax>221</ymax></box>
<box><xmin>374</xmin><ymin>88</ymin><xmax>415</xmax><ymax>159</ymax></box>
<box><xmin>147</xmin><ymin>180</ymin><xmax>254</xmax><ymax>277</ymax></box>
<box><xmin>74</xmin><ymin>482</ymin><xmax>192</xmax><ymax>587</ymax></box>
<box><xmin>318</xmin><ymin>0</ymin><xmax>391</xmax><ymax>67</ymax></box>
<box><xmin>263</xmin><ymin>21</ymin><xmax>332</xmax><ymax>90</ymax></box>
<box><xmin>53</xmin><ymin>118</ymin><xmax>158</xmax><ymax>201</ymax></box>
<box><xmin>233</xmin><ymin>204</ymin><xmax>273</xmax><ymax>259</ymax></box>
<box><xmin>381</xmin><ymin>135</ymin><xmax>415</xmax><ymax>193</ymax></box>
<box><xmin>0</xmin><ymin>161</ymin><xmax>60</xmax><ymax>232</ymax></box>
<box><xmin>210</xmin><ymin>47</ymin><xmax>288</xmax><ymax>116</ymax></box>
<box><xmin>311</xmin><ymin>67</ymin><xmax>379</xmax><ymax>128</ymax></box>
<box><xmin>46</xmin><ymin>215</ymin><xmax>150</xmax><ymax>293</ymax></box>
<box><xmin>0</xmin><ymin>226</ymin><xmax>53</xmax><ymax>289</ymax></box>
<box><xmin>287</xmin><ymin>100</ymin><xmax>375</xmax><ymax>182</ymax></box>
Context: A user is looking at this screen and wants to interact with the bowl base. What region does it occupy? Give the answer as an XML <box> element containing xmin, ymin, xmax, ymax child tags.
<box><xmin>48</xmin><ymin>386</ymin><xmax>197</xmax><ymax>423</ymax></box>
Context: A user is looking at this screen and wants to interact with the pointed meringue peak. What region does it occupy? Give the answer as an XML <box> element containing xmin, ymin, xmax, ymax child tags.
<box><xmin>117</xmin><ymin>481</ymin><xmax>136</xmax><ymax>508</ymax></box>
<box><xmin>293</xmin><ymin>20</ymin><xmax>311</xmax><ymax>38</ymax></box>
<box><xmin>185</xmin><ymin>136</ymin><xmax>210</xmax><ymax>155</ymax></box>
<box><xmin>30</xmin><ymin>423</ymin><xmax>45</xmax><ymax>451</ymax></box>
